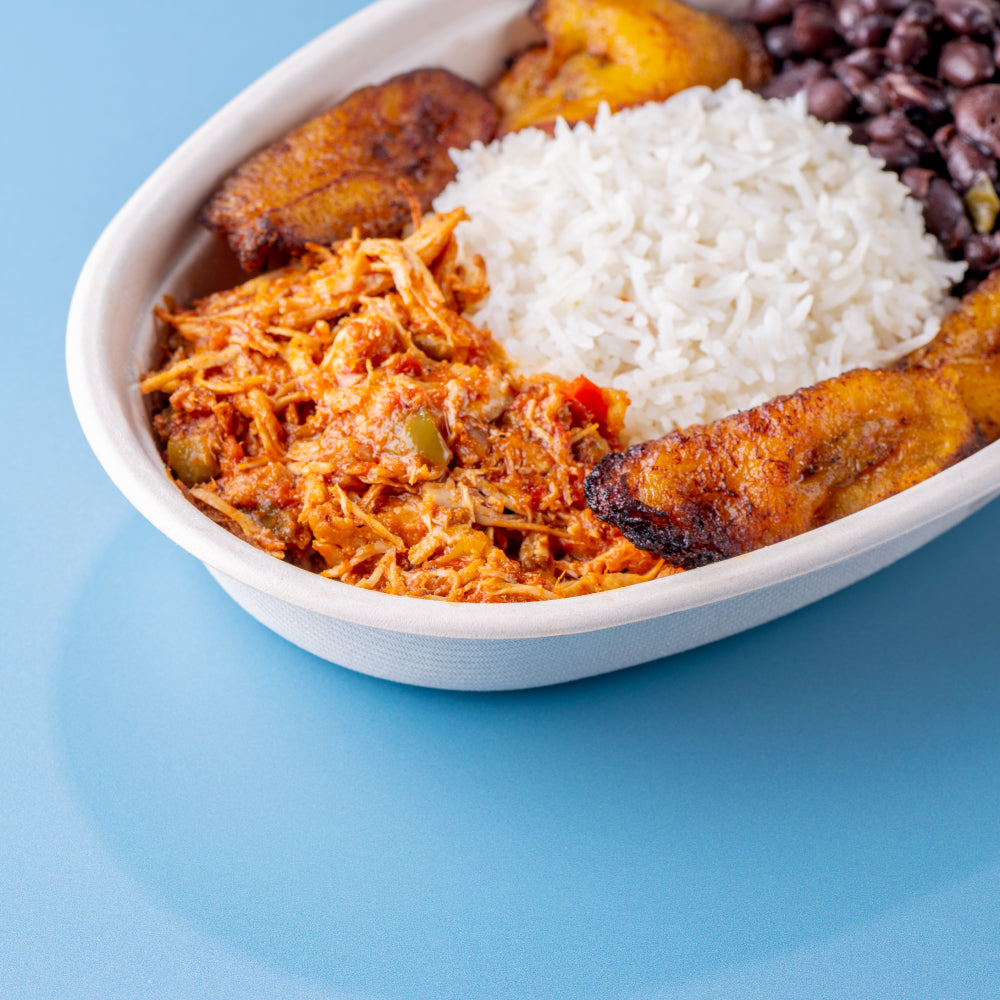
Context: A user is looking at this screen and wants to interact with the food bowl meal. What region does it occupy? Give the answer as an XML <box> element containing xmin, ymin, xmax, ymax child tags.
<box><xmin>67</xmin><ymin>0</ymin><xmax>1000</xmax><ymax>690</ymax></box>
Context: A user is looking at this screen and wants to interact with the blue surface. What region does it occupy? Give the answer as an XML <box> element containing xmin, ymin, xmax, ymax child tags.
<box><xmin>3</xmin><ymin>1</ymin><xmax>1000</xmax><ymax>996</ymax></box>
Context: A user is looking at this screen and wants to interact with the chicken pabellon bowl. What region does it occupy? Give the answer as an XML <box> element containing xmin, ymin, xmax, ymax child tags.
<box><xmin>68</xmin><ymin>0</ymin><xmax>1000</xmax><ymax>687</ymax></box>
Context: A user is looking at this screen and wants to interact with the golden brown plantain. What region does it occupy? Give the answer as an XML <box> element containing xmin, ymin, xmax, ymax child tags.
<box><xmin>907</xmin><ymin>268</ymin><xmax>1000</xmax><ymax>369</ymax></box>
<box><xmin>584</xmin><ymin>367</ymin><xmax>981</xmax><ymax>568</ymax></box>
<box><xmin>937</xmin><ymin>358</ymin><xmax>1000</xmax><ymax>443</ymax></box>
<box><xmin>903</xmin><ymin>268</ymin><xmax>1000</xmax><ymax>442</ymax></box>
<box><xmin>201</xmin><ymin>68</ymin><xmax>498</xmax><ymax>270</ymax></box>
<box><xmin>491</xmin><ymin>0</ymin><xmax>770</xmax><ymax>135</ymax></box>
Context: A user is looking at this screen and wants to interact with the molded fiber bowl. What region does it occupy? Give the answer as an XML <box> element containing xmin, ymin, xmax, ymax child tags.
<box><xmin>66</xmin><ymin>0</ymin><xmax>1000</xmax><ymax>689</ymax></box>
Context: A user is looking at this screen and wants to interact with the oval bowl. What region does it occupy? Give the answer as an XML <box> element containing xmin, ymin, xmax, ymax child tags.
<box><xmin>67</xmin><ymin>0</ymin><xmax>1000</xmax><ymax>690</ymax></box>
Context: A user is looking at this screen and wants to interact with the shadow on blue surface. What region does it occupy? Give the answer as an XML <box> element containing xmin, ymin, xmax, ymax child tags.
<box><xmin>53</xmin><ymin>508</ymin><xmax>1000</xmax><ymax>998</ymax></box>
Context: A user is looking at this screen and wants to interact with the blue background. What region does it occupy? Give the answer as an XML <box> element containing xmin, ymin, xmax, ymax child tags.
<box><xmin>4</xmin><ymin>1</ymin><xmax>1000</xmax><ymax>996</ymax></box>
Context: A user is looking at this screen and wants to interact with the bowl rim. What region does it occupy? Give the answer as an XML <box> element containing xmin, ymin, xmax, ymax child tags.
<box><xmin>66</xmin><ymin>0</ymin><xmax>1000</xmax><ymax>642</ymax></box>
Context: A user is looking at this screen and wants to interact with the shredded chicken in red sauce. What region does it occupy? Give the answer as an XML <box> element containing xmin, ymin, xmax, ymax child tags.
<box><xmin>142</xmin><ymin>210</ymin><xmax>673</xmax><ymax>601</ymax></box>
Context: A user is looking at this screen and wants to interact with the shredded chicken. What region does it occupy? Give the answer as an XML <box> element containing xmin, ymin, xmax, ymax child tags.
<box><xmin>142</xmin><ymin>210</ymin><xmax>673</xmax><ymax>601</ymax></box>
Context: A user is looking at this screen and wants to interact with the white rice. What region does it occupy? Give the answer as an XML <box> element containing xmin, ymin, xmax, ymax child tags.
<box><xmin>433</xmin><ymin>80</ymin><xmax>966</xmax><ymax>441</ymax></box>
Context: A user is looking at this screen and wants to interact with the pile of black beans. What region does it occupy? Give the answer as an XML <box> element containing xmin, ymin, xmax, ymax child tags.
<box><xmin>748</xmin><ymin>0</ymin><xmax>1000</xmax><ymax>285</ymax></box>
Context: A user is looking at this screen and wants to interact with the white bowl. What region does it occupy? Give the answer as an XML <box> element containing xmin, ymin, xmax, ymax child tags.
<box><xmin>67</xmin><ymin>0</ymin><xmax>1000</xmax><ymax>690</ymax></box>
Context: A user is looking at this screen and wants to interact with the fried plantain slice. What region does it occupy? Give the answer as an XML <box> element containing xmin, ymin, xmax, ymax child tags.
<box><xmin>201</xmin><ymin>68</ymin><xmax>498</xmax><ymax>270</ymax></box>
<box><xmin>902</xmin><ymin>268</ymin><xmax>1000</xmax><ymax>442</ymax></box>
<box><xmin>907</xmin><ymin>268</ymin><xmax>1000</xmax><ymax>368</ymax></box>
<box><xmin>491</xmin><ymin>0</ymin><xmax>770</xmax><ymax>135</ymax></box>
<box><xmin>584</xmin><ymin>367</ymin><xmax>981</xmax><ymax>568</ymax></box>
<box><xmin>937</xmin><ymin>357</ymin><xmax>1000</xmax><ymax>444</ymax></box>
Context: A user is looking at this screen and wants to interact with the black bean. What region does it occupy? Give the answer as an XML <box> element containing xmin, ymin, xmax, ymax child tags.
<box><xmin>932</xmin><ymin>121</ymin><xmax>997</xmax><ymax>182</ymax></box>
<box><xmin>833</xmin><ymin>60</ymin><xmax>873</xmax><ymax>91</ymax></box>
<box><xmin>833</xmin><ymin>60</ymin><xmax>891</xmax><ymax>110</ymax></box>
<box><xmin>954</xmin><ymin>83</ymin><xmax>1000</xmax><ymax>153</ymax></box>
<box><xmin>861</xmin><ymin>81</ymin><xmax>894</xmax><ymax>113</ymax></box>
<box><xmin>922</xmin><ymin>176</ymin><xmax>974</xmax><ymax>247</ymax></box>
<box><xmin>898</xmin><ymin>0</ymin><xmax>939</xmax><ymax>26</ymax></box>
<box><xmin>868</xmin><ymin>113</ymin><xmax>908</xmax><ymax>139</ymax></box>
<box><xmin>835</xmin><ymin>0</ymin><xmax>896</xmax><ymax>44</ymax></box>
<box><xmin>748</xmin><ymin>0</ymin><xmax>799</xmax><ymax>24</ymax></box>
<box><xmin>819</xmin><ymin>42</ymin><xmax>853</xmax><ymax>60</ymax></box>
<box><xmin>881</xmin><ymin>70</ymin><xmax>951</xmax><ymax>118</ymax></box>
<box><xmin>764</xmin><ymin>24</ymin><xmax>798</xmax><ymax>59</ymax></box>
<box><xmin>853</xmin><ymin>12</ymin><xmax>897</xmax><ymax>44</ymax></box>
<box><xmin>760</xmin><ymin>60</ymin><xmax>830</xmax><ymax>98</ymax></box>
<box><xmin>807</xmin><ymin>76</ymin><xmax>857</xmax><ymax>118</ymax></box>
<box><xmin>945</xmin><ymin>131</ymin><xmax>1000</xmax><ymax>185</ymax></box>
<box><xmin>901</xmin><ymin>164</ymin><xmax>939</xmax><ymax>196</ymax></box>
<box><xmin>964</xmin><ymin>231</ymin><xmax>1000</xmax><ymax>267</ymax></box>
<box><xmin>838</xmin><ymin>46</ymin><xmax>888</xmax><ymax>75</ymax></box>
<box><xmin>792</xmin><ymin>3</ymin><xmax>841</xmax><ymax>53</ymax></box>
<box><xmin>887</xmin><ymin>21</ymin><xmax>933</xmax><ymax>65</ymax></box>
<box><xmin>853</xmin><ymin>0</ymin><xmax>903</xmax><ymax>12</ymax></box>
<box><xmin>848</xmin><ymin>121</ymin><xmax>872</xmax><ymax>142</ymax></box>
<box><xmin>934</xmin><ymin>0</ymin><xmax>996</xmax><ymax>35</ymax></box>
<box><xmin>868</xmin><ymin>138</ymin><xmax>925</xmax><ymax>165</ymax></box>
<box><xmin>938</xmin><ymin>37</ymin><xmax>997</xmax><ymax>84</ymax></box>
<box><xmin>869</xmin><ymin>111</ymin><xmax>935</xmax><ymax>148</ymax></box>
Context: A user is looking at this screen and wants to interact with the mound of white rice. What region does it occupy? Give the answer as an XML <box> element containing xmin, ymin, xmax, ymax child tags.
<box><xmin>433</xmin><ymin>80</ymin><xmax>966</xmax><ymax>441</ymax></box>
